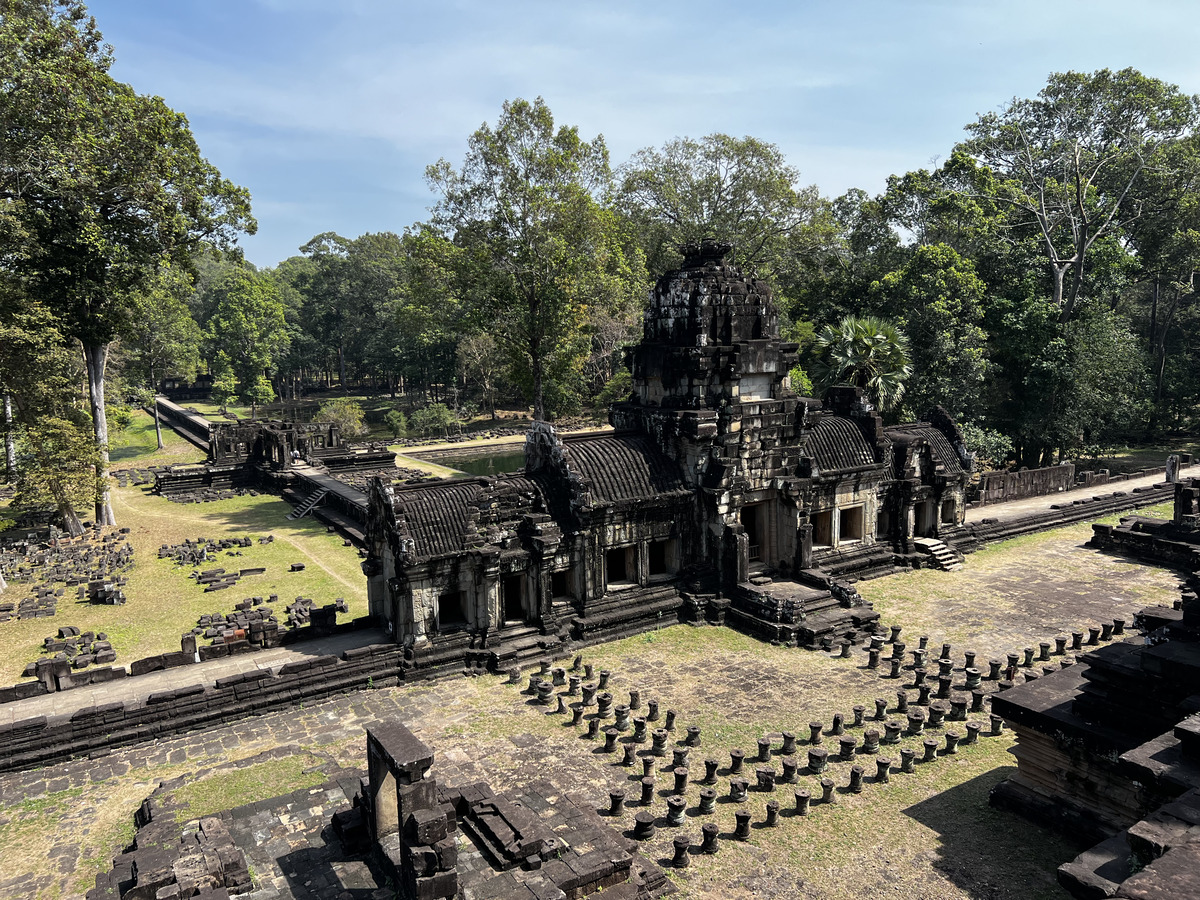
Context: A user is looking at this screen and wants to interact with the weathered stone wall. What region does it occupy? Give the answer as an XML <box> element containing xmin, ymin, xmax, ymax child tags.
<box><xmin>974</xmin><ymin>464</ymin><xmax>1076</xmax><ymax>505</ymax></box>
<box><xmin>0</xmin><ymin>637</ymin><xmax>406</xmax><ymax>774</ymax></box>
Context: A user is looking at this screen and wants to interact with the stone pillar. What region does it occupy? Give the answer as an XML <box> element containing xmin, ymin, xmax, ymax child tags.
<box><xmin>603</xmin><ymin>728</ymin><xmax>619</xmax><ymax>752</ymax></box>
<box><xmin>673</xmin><ymin>767</ymin><xmax>689</xmax><ymax>795</ymax></box>
<box><xmin>608</xmin><ymin>790</ymin><xmax>626</xmax><ymax>816</ymax></box>
<box><xmin>848</xmin><ymin>765</ymin><xmax>864</xmax><ymax>793</ymax></box>
<box><xmin>818</xmin><ymin>777</ymin><xmax>834</xmax><ymax>804</ymax></box>
<box><xmin>808</xmin><ymin>747</ymin><xmax>829</xmax><ymax>774</ymax></box>
<box><xmin>734</xmin><ymin>809</ymin><xmax>751</xmax><ymax>840</ymax></box>
<box><xmin>798</xmin><ymin>522</ymin><xmax>813</xmax><ymax>570</ymax></box>
<box><xmin>794</xmin><ymin>789</ymin><xmax>811</xmax><ymax>816</ymax></box>
<box><xmin>614</xmin><ymin>705</ymin><xmax>631</xmax><ymax>731</ymax></box>
<box><xmin>765</xmin><ymin>800</ymin><xmax>780</xmax><ymax>826</ymax></box>
<box><xmin>651</xmin><ymin>729</ymin><xmax>669</xmax><ymax>756</ymax></box>
<box><xmin>671</xmin><ymin>835</ymin><xmax>691</xmax><ymax>868</ymax></box>
<box><xmin>875</xmin><ymin>758</ymin><xmax>891</xmax><ymax>783</ymax></box>
<box><xmin>666</xmin><ymin>796</ymin><xmax>687</xmax><ymax>826</ymax></box>
<box><xmin>633</xmin><ymin>812</ymin><xmax>655</xmax><ymax>840</ymax></box>
<box><xmin>781</xmin><ymin>757</ymin><xmax>798</xmax><ymax>783</ymax></box>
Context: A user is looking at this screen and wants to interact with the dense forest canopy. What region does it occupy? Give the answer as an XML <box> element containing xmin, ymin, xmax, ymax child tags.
<box><xmin>4</xmin><ymin>0</ymin><xmax>1200</xmax><ymax>528</ymax></box>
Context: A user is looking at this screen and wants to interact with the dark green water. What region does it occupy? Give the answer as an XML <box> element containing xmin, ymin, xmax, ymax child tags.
<box><xmin>440</xmin><ymin>450</ymin><xmax>526</xmax><ymax>476</ymax></box>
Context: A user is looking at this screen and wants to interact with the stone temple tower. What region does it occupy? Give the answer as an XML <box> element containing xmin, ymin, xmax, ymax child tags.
<box><xmin>611</xmin><ymin>238</ymin><xmax>812</xmax><ymax>586</ymax></box>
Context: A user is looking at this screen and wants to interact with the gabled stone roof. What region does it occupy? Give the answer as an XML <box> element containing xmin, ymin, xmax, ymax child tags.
<box><xmin>391</xmin><ymin>476</ymin><xmax>543</xmax><ymax>560</ymax></box>
<box><xmin>885</xmin><ymin>424</ymin><xmax>965</xmax><ymax>477</ymax></box>
<box><xmin>805</xmin><ymin>416</ymin><xmax>877</xmax><ymax>474</ymax></box>
<box><xmin>561</xmin><ymin>433</ymin><xmax>687</xmax><ymax>503</ymax></box>
<box><xmin>393</xmin><ymin>481</ymin><xmax>480</xmax><ymax>558</ymax></box>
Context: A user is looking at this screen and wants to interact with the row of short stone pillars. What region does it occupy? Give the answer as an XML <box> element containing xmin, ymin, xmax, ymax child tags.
<box><xmin>513</xmin><ymin>652</ymin><xmax>1011</xmax><ymax>867</ymax></box>
<box><xmin>858</xmin><ymin>620</ymin><xmax>1127</xmax><ymax>690</ymax></box>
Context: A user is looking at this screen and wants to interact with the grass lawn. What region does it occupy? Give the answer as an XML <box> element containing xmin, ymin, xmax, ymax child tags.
<box><xmin>167</xmin><ymin>752</ymin><xmax>331</xmax><ymax>822</ymax></box>
<box><xmin>0</xmin><ymin>482</ymin><xmax>368</xmax><ymax>687</ymax></box>
<box><xmin>858</xmin><ymin>500</ymin><xmax>1182</xmax><ymax>660</ymax></box>
<box><xmin>1076</xmin><ymin>440</ymin><xmax>1200</xmax><ymax>473</ymax></box>
<box><xmin>108</xmin><ymin>409</ymin><xmax>206</xmax><ymax>467</ymax></box>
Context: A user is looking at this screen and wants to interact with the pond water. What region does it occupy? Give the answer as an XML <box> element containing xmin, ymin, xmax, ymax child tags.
<box><xmin>438</xmin><ymin>449</ymin><xmax>526</xmax><ymax>477</ymax></box>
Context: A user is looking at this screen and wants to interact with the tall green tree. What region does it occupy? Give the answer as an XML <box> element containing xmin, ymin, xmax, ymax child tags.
<box><xmin>618</xmin><ymin>133</ymin><xmax>836</xmax><ymax>290</ymax></box>
<box><xmin>0</xmin><ymin>303</ymin><xmax>95</xmax><ymax>534</ymax></box>
<box><xmin>0</xmin><ymin>0</ymin><xmax>254</xmax><ymax>523</ymax></box>
<box><xmin>122</xmin><ymin>267</ymin><xmax>201</xmax><ymax>448</ymax></box>
<box><xmin>956</xmin><ymin>68</ymin><xmax>1200</xmax><ymax>323</ymax></box>
<box><xmin>427</xmin><ymin>97</ymin><xmax>641</xmax><ymax>420</ymax></box>
<box><xmin>204</xmin><ymin>268</ymin><xmax>288</xmax><ymax>417</ymax></box>
<box><xmin>872</xmin><ymin>243</ymin><xmax>989</xmax><ymax>421</ymax></box>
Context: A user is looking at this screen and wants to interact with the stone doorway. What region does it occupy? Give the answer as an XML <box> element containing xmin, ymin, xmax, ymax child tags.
<box><xmin>915</xmin><ymin>500</ymin><xmax>937</xmax><ymax>537</ymax></box>
<box><xmin>502</xmin><ymin>574</ymin><xmax>526</xmax><ymax>625</ymax></box>
<box><xmin>741</xmin><ymin>503</ymin><xmax>765</xmax><ymax>563</ymax></box>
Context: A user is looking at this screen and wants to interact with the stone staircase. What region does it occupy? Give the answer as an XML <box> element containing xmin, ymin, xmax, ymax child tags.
<box><xmin>913</xmin><ymin>537</ymin><xmax>964</xmax><ymax>571</ymax></box>
<box><xmin>484</xmin><ymin>624</ymin><xmax>564</xmax><ymax>672</ymax></box>
<box><xmin>285</xmin><ymin>488</ymin><xmax>328</xmax><ymax>520</ymax></box>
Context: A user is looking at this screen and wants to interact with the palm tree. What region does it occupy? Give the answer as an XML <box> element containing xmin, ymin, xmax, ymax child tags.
<box><xmin>812</xmin><ymin>315</ymin><xmax>912</xmax><ymax>412</ymax></box>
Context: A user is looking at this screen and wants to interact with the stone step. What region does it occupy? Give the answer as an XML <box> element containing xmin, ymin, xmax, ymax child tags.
<box><xmin>1057</xmin><ymin>830</ymin><xmax>1130</xmax><ymax>899</ymax></box>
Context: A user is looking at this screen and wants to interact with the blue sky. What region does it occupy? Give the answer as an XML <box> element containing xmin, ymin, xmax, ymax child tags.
<box><xmin>88</xmin><ymin>0</ymin><xmax>1200</xmax><ymax>269</ymax></box>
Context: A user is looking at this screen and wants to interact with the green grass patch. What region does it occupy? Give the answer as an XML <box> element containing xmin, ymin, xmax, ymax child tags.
<box><xmin>169</xmin><ymin>753</ymin><xmax>329</xmax><ymax>821</ymax></box>
<box><xmin>0</xmin><ymin>483</ymin><xmax>368</xmax><ymax>686</ymax></box>
<box><xmin>108</xmin><ymin>409</ymin><xmax>206</xmax><ymax>466</ymax></box>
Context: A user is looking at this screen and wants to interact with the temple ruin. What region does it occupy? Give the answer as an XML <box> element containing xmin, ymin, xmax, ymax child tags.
<box><xmin>363</xmin><ymin>240</ymin><xmax>973</xmax><ymax>673</ymax></box>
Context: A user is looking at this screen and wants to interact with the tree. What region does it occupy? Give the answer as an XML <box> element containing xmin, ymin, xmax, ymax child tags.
<box><xmin>618</xmin><ymin>133</ymin><xmax>834</xmax><ymax>281</ymax></box>
<box><xmin>314</xmin><ymin>397</ymin><xmax>368</xmax><ymax>438</ymax></box>
<box><xmin>427</xmin><ymin>97</ymin><xmax>639</xmax><ymax>420</ymax></box>
<box><xmin>956</xmin><ymin>68</ymin><xmax>1200</xmax><ymax>323</ymax></box>
<box><xmin>204</xmin><ymin>269</ymin><xmax>288</xmax><ymax>417</ymax></box>
<box><xmin>0</xmin><ymin>303</ymin><xmax>94</xmax><ymax>534</ymax></box>
<box><xmin>811</xmin><ymin>315</ymin><xmax>912</xmax><ymax>414</ymax></box>
<box><xmin>456</xmin><ymin>331</ymin><xmax>506</xmax><ymax>420</ymax></box>
<box><xmin>0</xmin><ymin>0</ymin><xmax>254</xmax><ymax>524</ymax></box>
<box><xmin>122</xmin><ymin>267</ymin><xmax>201</xmax><ymax>448</ymax></box>
<box><xmin>872</xmin><ymin>243</ymin><xmax>989</xmax><ymax>421</ymax></box>
<box><xmin>384</xmin><ymin>409</ymin><xmax>407</xmax><ymax>438</ymax></box>
<box><xmin>410</xmin><ymin>403</ymin><xmax>459</xmax><ymax>438</ymax></box>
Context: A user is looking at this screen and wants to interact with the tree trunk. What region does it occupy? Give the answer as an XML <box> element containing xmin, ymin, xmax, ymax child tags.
<box><xmin>1052</xmin><ymin>264</ymin><xmax>1069</xmax><ymax>322</ymax></box>
<box><xmin>153</xmin><ymin>397</ymin><xmax>164</xmax><ymax>450</ymax></box>
<box><xmin>82</xmin><ymin>340</ymin><xmax>115</xmax><ymax>525</ymax></box>
<box><xmin>338</xmin><ymin>345</ymin><xmax>347</xmax><ymax>390</ymax></box>
<box><xmin>3</xmin><ymin>394</ymin><xmax>16</xmax><ymax>482</ymax></box>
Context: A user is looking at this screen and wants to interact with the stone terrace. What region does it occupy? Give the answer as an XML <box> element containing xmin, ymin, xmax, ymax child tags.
<box><xmin>0</xmin><ymin>516</ymin><xmax>1183</xmax><ymax>900</ymax></box>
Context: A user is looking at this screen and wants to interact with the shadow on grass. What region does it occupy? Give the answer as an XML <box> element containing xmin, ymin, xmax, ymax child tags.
<box><xmin>902</xmin><ymin>766</ymin><xmax>1088</xmax><ymax>900</ymax></box>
